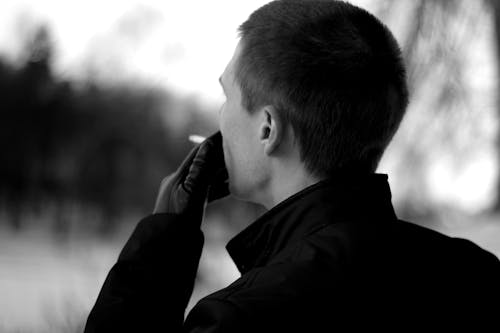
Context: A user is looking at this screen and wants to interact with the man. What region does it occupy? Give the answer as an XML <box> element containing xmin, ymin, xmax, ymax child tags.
<box><xmin>85</xmin><ymin>1</ymin><xmax>500</xmax><ymax>332</ymax></box>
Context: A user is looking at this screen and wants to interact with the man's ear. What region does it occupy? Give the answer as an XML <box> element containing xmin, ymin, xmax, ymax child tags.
<box><xmin>258</xmin><ymin>105</ymin><xmax>283</xmax><ymax>155</ymax></box>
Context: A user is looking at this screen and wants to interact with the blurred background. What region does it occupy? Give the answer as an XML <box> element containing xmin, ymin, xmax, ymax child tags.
<box><xmin>0</xmin><ymin>0</ymin><xmax>499</xmax><ymax>331</ymax></box>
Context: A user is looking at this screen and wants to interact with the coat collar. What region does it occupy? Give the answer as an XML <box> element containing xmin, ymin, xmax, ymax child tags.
<box><xmin>225</xmin><ymin>172</ymin><xmax>398</xmax><ymax>275</ymax></box>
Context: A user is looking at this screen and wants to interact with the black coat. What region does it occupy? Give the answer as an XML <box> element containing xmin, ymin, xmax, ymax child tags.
<box><xmin>85</xmin><ymin>173</ymin><xmax>500</xmax><ymax>332</ymax></box>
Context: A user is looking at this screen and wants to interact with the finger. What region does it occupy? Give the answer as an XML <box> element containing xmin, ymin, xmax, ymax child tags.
<box><xmin>177</xmin><ymin>143</ymin><xmax>201</xmax><ymax>181</ymax></box>
<box><xmin>183</xmin><ymin>131</ymin><xmax>225</xmax><ymax>195</ymax></box>
<box><xmin>208</xmin><ymin>131</ymin><xmax>225</xmax><ymax>168</ymax></box>
<box><xmin>183</xmin><ymin>139</ymin><xmax>214</xmax><ymax>194</ymax></box>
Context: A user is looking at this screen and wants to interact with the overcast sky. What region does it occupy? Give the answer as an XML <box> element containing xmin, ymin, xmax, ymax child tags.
<box><xmin>0</xmin><ymin>0</ymin><xmax>380</xmax><ymax>104</ymax></box>
<box><xmin>0</xmin><ymin>0</ymin><xmax>275</xmax><ymax>105</ymax></box>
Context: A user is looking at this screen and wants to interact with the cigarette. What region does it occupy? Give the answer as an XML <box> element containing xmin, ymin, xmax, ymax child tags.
<box><xmin>188</xmin><ymin>134</ymin><xmax>206</xmax><ymax>144</ymax></box>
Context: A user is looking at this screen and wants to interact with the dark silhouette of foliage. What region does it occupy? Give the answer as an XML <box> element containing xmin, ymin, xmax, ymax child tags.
<box><xmin>0</xmin><ymin>24</ymin><xmax>218</xmax><ymax>234</ymax></box>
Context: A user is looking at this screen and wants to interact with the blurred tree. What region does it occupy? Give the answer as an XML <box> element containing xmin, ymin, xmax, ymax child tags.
<box><xmin>0</xmin><ymin>24</ymin><xmax>60</xmax><ymax>228</ymax></box>
<box><xmin>0</xmin><ymin>23</ymin><xmax>218</xmax><ymax>235</ymax></box>
<box><xmin>490</xmin><ymin>0</ymin><xmax>500</xmax><ymax>212</ymax></box>
<box><xmin>377</xmin><ymin>0</ymin><xmax>494</xmax><ymax>220</ymax></box>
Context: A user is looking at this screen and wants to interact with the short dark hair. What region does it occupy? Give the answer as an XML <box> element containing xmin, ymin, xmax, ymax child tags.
<box><xmin>235</xmin><ymin>0</ymin><xmax>409</xmax><ymax>177</ymax></box>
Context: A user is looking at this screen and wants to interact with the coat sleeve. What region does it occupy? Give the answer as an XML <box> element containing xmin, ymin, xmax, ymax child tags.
<box><xmin>84</xmin><ymin>212</ymin><xmax>205</xmax><ymax>332</ymax></box>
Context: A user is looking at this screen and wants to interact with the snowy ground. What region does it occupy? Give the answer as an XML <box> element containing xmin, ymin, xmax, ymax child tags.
<box><xmin>0</xmin><ymin>212</ymin><xmax>498</xmax><ymax>332</ymax></box>
<box><xmin>0</xmin><ymin>211</ymin><xmax>241</xmax><ymax>333</ymax></box>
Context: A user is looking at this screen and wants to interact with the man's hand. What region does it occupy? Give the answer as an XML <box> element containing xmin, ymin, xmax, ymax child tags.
<box><xmin>153</xmin><ymin>131</ymin><xmax>229</xmax><ymax>220</ymax></box>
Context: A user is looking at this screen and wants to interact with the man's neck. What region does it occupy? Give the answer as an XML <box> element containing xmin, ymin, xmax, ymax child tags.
<box><xmin>259</xmin><ymin>167</ymin><xmax>324</xmax><ymax>210</ymax></box>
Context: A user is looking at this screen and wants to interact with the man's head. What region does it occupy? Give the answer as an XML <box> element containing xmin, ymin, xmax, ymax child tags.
<box><xmin>219</xmin><ymin>0</ymin><xmax>408</xmax><ymax>205</ymax></box>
